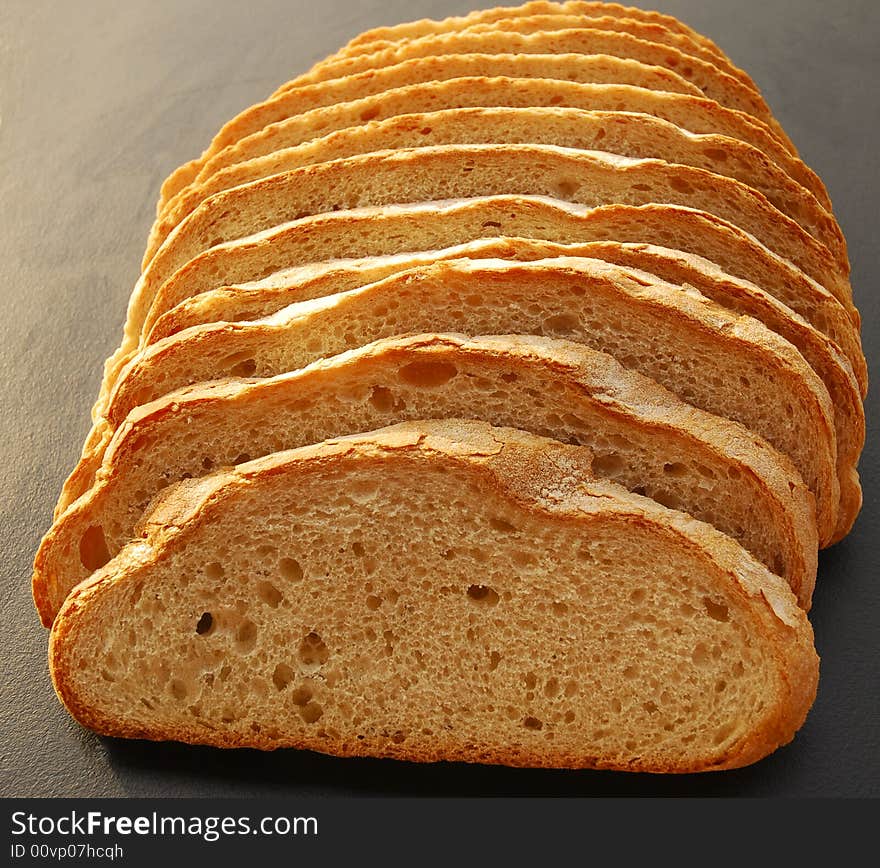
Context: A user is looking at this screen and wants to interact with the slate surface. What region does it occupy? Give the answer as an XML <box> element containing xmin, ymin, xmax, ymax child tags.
<box><xmin>1</xmin><ymin>0</ymin><xmax>877</xmax><ymax>797</ymax></box>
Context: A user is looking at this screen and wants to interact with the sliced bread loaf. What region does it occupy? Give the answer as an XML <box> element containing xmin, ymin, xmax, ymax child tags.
<box><xmin>147</xmin><ymin>107</ymin><xmax>841</xmax><ymax>266</ymax></box>
<box><xmin>145</xmin><ymin>236</ymin><xmax>863</xmax><ymax>544</ymax></box>
<box><xmin>34</xmin><ymin>333</ymin><xmax>819</xmax><ymax>624</ymax></box>
<box><xmin>103</xmin><ymin>257</ymin><xmax>840</xmax><ymax>543</ymax></box>
<box><xmin>48</xmin><ymin>420</ymin><xmax>819</xmax><ymax>770</ymax></box>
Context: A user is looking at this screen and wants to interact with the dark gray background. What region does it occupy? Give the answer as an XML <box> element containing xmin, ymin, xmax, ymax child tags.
<box><xmin>1</xmin><ymin>0</ymin><xmax>877</xmax><ymax>797</ymax></box>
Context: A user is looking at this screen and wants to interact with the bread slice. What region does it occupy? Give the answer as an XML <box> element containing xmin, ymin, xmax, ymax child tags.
<box><xmin>155</xmin><ymin>53</ymin><xmax>701</xmax><ymax>213</ymax></box>
<box><xmin>340</xmin><ymin>2</ymin><xmax>732</xmax><ymax>66</ymax></box>
<box><xmin>319</xmin><ymin>12</ymin><xmax>758</xmax><ymax>92</ymax></box>
<box><xmin>144</xmin><ymin>237</ymin><xmax>863</xmax><ymax>544</ymax></box>
<box><xmin>145</xmin><ymin>198</ymin><xmax>864</xmax><ymax>391</ymax></box>
<box><xmin>168</xmin><ymin>74</ymin><xmax>828</xmax><ymax>219</ymax></box>
<box><xmin>147</xmin><ymin>107</ymin><xmax>842</xmax><ymax>266</ymax></box>
<box><xmin>48</xmin><ymin>420</ymin><xmax>819</xmax><ymax>771</ymax></box>
<box><xmin>33</xmin><ymin>333</ymin><xmax>819</xmax><ymax>625</ymax></box>
<box><xmin>289</xmin><ymin>29</ymin><xmax>787</xmax><ymax>149</ymax></box>
<box><xmin>102</xmin><ymin>257</ymin><xmax>841</xmax><ymax>544</ymax></box>
<box><xmin>133</xmin><ymin>145</ymin><xmax>851</xmax><ymax>367</ymax></box>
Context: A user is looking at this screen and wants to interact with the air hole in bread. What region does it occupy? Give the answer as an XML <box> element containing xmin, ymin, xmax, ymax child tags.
<box><xmin>489</xmin><ymin>517</ymin><xmax>516</xmax><ymax>533</ymax></box>
<box><xmin>279</xmin><ymin>558</ymin><xmax>303</xmax><ymax>582</ymax></box>
<box><xmin>623</xmin><ymin>665</ymin><xmax>638</xmax><ymax>679</ymax></box>
<box><xmin>201</xmin><ymin>456</ymin><xmax>214</xmax><ymax>470</ymax></box>
<box><xmin>544</xmin><ymin>312</ymin><xmax>579</xmax><ymax>334</ymax></box>
<box><xmin>488</xmin><ymin>651</ymin><xmax>502</xmax><ymax>671</ymax></box>
<box><xmin>703</xmin><ymin>147</ymin><xmax>730</xmax><ymax>163</ymax></box>
<box><xmin>300</xmin><ymin>702</ymin><xmax>323</xmax><ymax>724</ymax></box>
<box><xmin>298</xmin><ymin>632</ymin><xmax>329</xmax><ymax>673</ymax></box>
<box><xmin>592</xmin><ymin>453</ymin><xmax>625</xmax><ymax>477</ymax></box>
<box><xmin>670</xmin><ymin>176</ymin><xmax>694</xmax><ymax>195</ymax></box>
<box><xmin>523</xmin><ymin>716</ymin><xmax>543</xmax><ymax>730</ymax></box>
<box><xmin>631</xmin><ymin>183</ymin><xmax>652</xmax><ymax>192</ymax></box>
<box><xmin>291</xmin><ymin>685</ymin><xmax>312</xmax><ymax>706</ymax></box>
<box><xmin>661</xmin><ymin>462</ymin><xmax>688</xmax><ymax>478</ymax></box>
<box><xmin>230</xmin><ymin>358</ymin><xmax>257</xmax><ymax>377</ymax></box>
<box><xmin>682</xmin><ymin>66</ymin><xmax>694</xmax><ymax>78</ymax></box>
<box><xmin>205</xmin><ymin>561</ymin><xmax>224</xmax><ymax>581</ymax></box>
<box><xmin>195</xmin><ymin>612</ymin><xmax>213</xmax><ymax>635</ymax></box>
<box><xmin>466</xmin><ymin>585</ymin><xmax>500</xmax><ymax>606</ymax></box>
<box><xmin>481</xmin><ymin>220</ymin><xmax>502</xmax><ymax>229</ymax></box>
<box><xmin>553</xmin><ymin>177</ymin><xmax>580</xmax><ymax>198</ymax></box>
<box><xmin>369</xmin><ymin>385</ymin><xmax>394</xmax><ymax>412</ymax></box>
<box><xmin>703</xmin><ymin>597</ymin><xmax>730</xmax><ymax>622</ymax></box>
<box><xmin>595</xmin><ymin>127</ymin><xmax>607</xmax><ymax>141</ymax></box>
<box><xmin>365</xmin><ymin>594</ymin><xmax>381</xmax><ymax>610</ymax></box>
<box><xmin>630</xmin><ymin>588</ymin><xmax>647</xmax><ymax>605</ymax></box>
<box><xmin>351</xmin><ymin>542</ymin><xmax>365</xmax><ymax>557</ymax></box>
<box><xmin>272</xmin><ymin>662</ymin><xmax>295</xmax><ymax>691</ymax></box>
<box><xmin>359</xmin><ymin>106</ymin><xmax>380</xmax><ymax>122</ymax></box>
<box><xmin>170</xmin><ymin>679</ymin><xmax>187</xmax><ymax>700</ymax></box>
<box><xmin>544</xmin><ymin>677</ymin><xmax>560</xmax><ymax>698</ymax></box>
<box><xmin>235</xmin><ymin>619</ymin><xmax>257</xmax><ymax>652</ymax></box>
<box><xmin>419</xmin><ymin>127</ymin><xmax>432</xmax><ymax>135</ymax></box>
<box><xmin>256</xmin><ymin>581</ymin><xmax>283</xmax><ymax>608</ymax></box>
<box><xmin>692</xmin><ymin>643</ymin><xmax>711</xmax><ymax>668</ymax></box>
<box><xmin>79</xmin><ymin>525</ymin><xmax>110</xmax><ymax>571</ymax></box>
